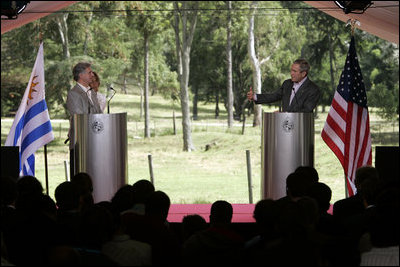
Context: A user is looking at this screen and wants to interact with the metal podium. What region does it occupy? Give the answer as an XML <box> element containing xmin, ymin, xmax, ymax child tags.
<box><xmin>261</xmin><ymin>112</ymin><xmax>314</xmax><ymax>200</ymax></box>
<box><xmin>72</xmin><ymin>113</ymin><xmax>128</xmax><ymax>203</ymax></box>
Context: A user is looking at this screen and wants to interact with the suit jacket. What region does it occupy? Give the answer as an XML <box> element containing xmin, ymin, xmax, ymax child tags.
<box><xmin>66</xmin><ymin>84</ymin><xmax>103</xmax><ymax>149</ymax></box>
<box><xmin>255</xmin><ymin>78</ymin><xmax>321</xmax><ymax>112</ymax></box>
<box><xmin>66</xmin><ymin>84</ymin><xmax>103</xmax><ymax>115</ymax></box>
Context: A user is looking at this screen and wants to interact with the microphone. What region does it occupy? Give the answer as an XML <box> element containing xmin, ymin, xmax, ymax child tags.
<box><xmin>107</xmin><ymin>86</ymin><xmax>116</xmax><ymax>114</ymax></box>
<box><xmin>86</xmin><ymin>88</ymin><xmax>93</xmax><ymax>113</ymax></box>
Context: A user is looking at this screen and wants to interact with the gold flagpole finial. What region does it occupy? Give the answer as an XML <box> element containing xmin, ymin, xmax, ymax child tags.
<box><xmin>346</xmin><ymin>19</ymin><xmax>361</xmax><ymax>36</ymax></box>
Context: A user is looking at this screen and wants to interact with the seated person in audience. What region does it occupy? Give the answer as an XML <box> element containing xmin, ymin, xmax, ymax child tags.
<box><xmin>360</xmin><ymin>186</ymin><xmax>399</xmax><ymax>266</ymax></box>
<box><xmin>123</xmin><ymin>190</ymin><xmax>180</xmax><ymax>266</ymax></box>
<box><xmin>333</xmin><ymin>165</ymin><xmax>379</xmax><ymax>219</ymax></box>
<box><xmin>54</xmin><ymin>181</ymin><xmax>81</xmax><ymax>246</ymax></box>
<box><xmin>181</xmin><ymin>214</ymin><xmax>208</xmax><ymax>243</ymax></box>
<box><xmin>276</xmin><ymin>171</ymin><xmax>317</xmax><ymax>210</ymax></box>
<box><xmin>244</xmin><ymin>198</ymin><xmax>278</xmax><ymax>250</ymax></box>
<box><xmin>102</xmin><ymin>187</ymin><xmax>152</xmax><ymax>266</ymax></box>
<box><xmin>182</xmin><ymin>200</ymin><xmax>244</xmax><ymax>266</ymax></box>
<box><xmin>71</xmin><ymin>172</ymin><xmax>94</xmax><ymax>212</ymax></box>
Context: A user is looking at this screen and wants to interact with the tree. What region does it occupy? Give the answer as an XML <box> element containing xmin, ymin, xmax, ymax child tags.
<box><xmin>226</xmin><ymin>1</ymin><xmax>234</xmax><ymax>128</ymax></box>
<box><xmin>248</xmin><ymin>2</ymin><xmax>306</xmax><ymax>126</ymax></box>
<box><xmin>55</xmin><ymin>13</ymin><xmax>70</xmax><ymax>60</ymax></box>
<box><xmin>248</xmin><ymin>2</ymin><xmax>280</xmax><ymax>126</ymax></box>
<box><xmin>286</xmin><ymin>2</ymin><xmax>348</xmax><ymax>112</ymax></box>
<box><xmin>356</xmin><ymin>31</ymin><xmax>399</xmax><ymax>120</ymax></box>
<box><xmin>173</xmin><ymin>1</ymin><xmax>198</xmax><ymax>152</ymax></box>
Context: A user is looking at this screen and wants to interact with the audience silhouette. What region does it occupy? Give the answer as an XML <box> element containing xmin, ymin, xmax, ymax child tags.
<box><xmin>182</xmin><ymin>200</ymin><xmax>244</xmax><ymax>266</ymax></box>
<box><xmin>1</xmin><ymin>164</ymin><xmax>398</xmax><ymax>266</ymax></box>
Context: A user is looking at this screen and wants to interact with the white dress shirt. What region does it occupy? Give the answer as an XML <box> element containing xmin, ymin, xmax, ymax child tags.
<box><xmin>289</xmin><ymin>76</ymin><xmax>308</xmax><ymax>105</ymax></box>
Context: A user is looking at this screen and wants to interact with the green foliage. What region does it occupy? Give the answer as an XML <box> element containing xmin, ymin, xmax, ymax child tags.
<box><xmin>1</xmin><ymin>1</ymin><xmax>398</xmax><ymax>120</ymax></box>
<box><xmin>45</xmin><ymin>59</ymin><xmax>74</xmax><ymax>119</ymax></box>
<box><xmin>368</xmin><ymin>82</ymin><xmax>399</xmax><ymax>121</ymax></box>
<box><xmin>0</xmin><ymin>74</ymin><xmax>26</xmax><ymax>117</ymax></box>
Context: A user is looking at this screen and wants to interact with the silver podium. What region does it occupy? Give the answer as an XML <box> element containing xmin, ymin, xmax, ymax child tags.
<box><xmin>72</xmin><ymin>113</ymin><xmax>128</xmax><ymax>203</ymax></box>
<box><xmin>261</xmin><ymin>112</ymin><xmax>314</xmax><ymax>200</ymax></box>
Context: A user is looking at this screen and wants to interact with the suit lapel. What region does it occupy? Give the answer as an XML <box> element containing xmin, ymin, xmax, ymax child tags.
<box><xmin>73</xmin><ymin>84</ymin><xmax>95</xmax><ymax>113</ymax></box>
<box><xmin>283</xmin><ymin>80</ymin><xmax>294</xmax><ymax>111</ymax></box>
<box><xmin>289</xmin><ymin>78</ymin><xmax>310</xmax><ymax>110</ymax></box>
<box><xmin>295</xmin><ymin>78</ymin><xmax>309</xmax><ymax>101</ymax></box>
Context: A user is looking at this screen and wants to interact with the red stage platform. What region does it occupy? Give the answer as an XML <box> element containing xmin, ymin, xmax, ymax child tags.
<box><xmin>167</xmin><ymin>203</ymin><xmax>334</xmax><ymax>223</ymax></box>
<box><xmin>167</xmin><ymin>204</ymin><xmax>256</xmax><ymax>223</ymax></box>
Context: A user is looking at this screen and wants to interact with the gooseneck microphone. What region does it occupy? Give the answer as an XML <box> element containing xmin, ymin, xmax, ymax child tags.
<box><xmin>107</xmin><ymin>86</ymin><xmax>116</xmax><ymax>114</ymax></box>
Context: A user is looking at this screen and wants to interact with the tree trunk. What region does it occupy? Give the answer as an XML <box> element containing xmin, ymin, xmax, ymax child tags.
<box><xmin>215</xmin><ymin>90</ymin><xmax>220</xmax><ymax>119</ymax></box>
<box><xmin>193</xmin><ymin>85</ymin><xmax>198</xmax><ymax>120</ymax></box>
<box><xmin>226</xmin><ymin>1</ymin><xmax>234</xmax><ymax>128</ymax></box>
<box><xmin>56</xmin><ymin>13</ymin><xmax>70</xmax><ymax>60</ymax></box>
<box><xmin>181</xmin><ymin>46</ymin><xmax>195</xmax><ymax>151</ymax></box>
<box><xmin>139</xmin><ymin>82</ymin><xmax>144</xmax><ymax>119</ymax></box>
<box><xmin>248</xmin><ymin>2</ymin><xmax>262</xmax><ymax>126</ymax></box>
<box><xmin>83</xmin><ymin>10</ymin><xmax>93</xmax><ymax>55</ymax></box>
<box><xmin>144</xmin><ymin>32</ymin><xmax>150</xmax><ymax>138</ymax></box>
<box><xmin>328</xmin><ymin>31</ymin><xmax>336</xmax><ymax>96</ymax></box>
<box><xmin>173</xmin><ymin>1</ymin><xmax>198</xmax><ymax>152</ymax></box>
<box><xmin>122</xmin><ymin>71</ymin><xmax>127</xmax><ymax>94</ymax></box>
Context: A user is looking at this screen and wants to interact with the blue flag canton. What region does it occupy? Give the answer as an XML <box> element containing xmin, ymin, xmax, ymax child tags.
<box><xmin>336</xmin><ymin>38</ymin><xmax>368</xmax><ymax>108</ymax></box>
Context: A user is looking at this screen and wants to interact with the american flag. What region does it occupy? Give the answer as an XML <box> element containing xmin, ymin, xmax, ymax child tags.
<box><xmin>321</xmin><ymin>36</ymin><xmax>372</xmax><ymax>196</ymax></box>
<box><xmin>5</xmin><ymin>42</ymin><xmax>54</xmax><ymax>176</ymax></box>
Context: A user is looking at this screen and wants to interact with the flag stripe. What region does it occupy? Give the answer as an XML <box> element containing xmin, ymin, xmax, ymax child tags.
<box><xmin>20</xmin><ymin>131</ymin><xmax>54</xmax><ymax>175</ymax></box>
<box><xmin>23</xmin><ymin>154</ymin><xmax>35</xmax><ymax>176</ymax></box>
<box><xmin>22</xmin><ymin>110</ymin><xmax>52</xmax><ymax>139</ymax></box>
<box><xmin>321</xmin><ymin>128</ymin><xmax>345</xmax><ymax>166</ymax></box>
<box><xmin>24</xmin><ymin>100</ymin><xmax>48</xmax><ymax>127</ymax></box>
<box><xmin>326</xmin><ymin>113</ymin><xmax>345</xmax><ymax>141</ymax></box>
<box><xmin>331</xmin><ymin>96</ymin><xmax>347</xmax><ymax>122</ymax></box>
<box><xmin>13</xmin><ymin>116</ymin><xmax>25</xmax><ymax>146</ymax></box>
<box><xmin>21</xmin><ymin>121</ymin><xmax>53</xmax><ymax>153</ymax></box>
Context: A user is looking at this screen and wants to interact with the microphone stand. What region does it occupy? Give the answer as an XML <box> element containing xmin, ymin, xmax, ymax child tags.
<box><xmin>107</xmin><ymin>87</ymin><xmax>116</xmax><ymax>114</ymax></box>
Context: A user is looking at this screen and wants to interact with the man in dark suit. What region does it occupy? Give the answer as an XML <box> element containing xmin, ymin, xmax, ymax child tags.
<box><xmin>247</xmin><ymin>58</ymin><xmax>321</xmax><ymax>112</ymax></box>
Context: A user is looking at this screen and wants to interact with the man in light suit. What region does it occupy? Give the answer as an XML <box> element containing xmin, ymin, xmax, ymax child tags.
<box><xmin>247</xmin><ymin>58</ymin><xmax>320</xmax><ymax>112</ymax></box>
<box><xmin>67</xmin><ymin>62</ymin><xmax>102</xmax><ymax>115</ymax></box>
<box><xmin>66</xmin><ymin>62</ymin><xmax>103</xmax><ymax>176</ymax></box>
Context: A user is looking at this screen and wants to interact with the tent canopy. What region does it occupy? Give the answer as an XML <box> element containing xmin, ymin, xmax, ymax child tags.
<box><xmin>1</xmin><ymin>1</ymin><xmax>398</xmax><ymax>44</ymax></box>
<box><xmin>1</xmin><ymin>1</ymin><xmax>77</xmax><ymax>34</ymax></box>
<box><xmin>304</xmin><ymin>1</ymin><xmax>399</xmax><ymax>44</ymax></box>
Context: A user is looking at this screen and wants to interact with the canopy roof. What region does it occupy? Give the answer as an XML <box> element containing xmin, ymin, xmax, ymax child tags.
<box><xmin>1</xmin><ymin>1</ymin><xmax>77</xmax><ymax>34</ymax></box>
<box><xmin>1</xmin><ymin>1</ymin><xmax>399</xmax><ymax>44</ymax></box>
<box><xmin>304</xmin><ymin>1</ymin><xmax>399</xmax><ymax>44</ymax></box>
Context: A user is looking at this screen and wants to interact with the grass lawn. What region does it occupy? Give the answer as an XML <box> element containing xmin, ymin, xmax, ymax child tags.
<box><xmin>1</xmin><ymin>93</ymin><xmax>398</xmax><ymax>205</ymax></box>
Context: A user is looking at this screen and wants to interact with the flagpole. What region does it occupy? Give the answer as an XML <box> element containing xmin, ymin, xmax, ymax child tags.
<box><xmin>344</xmin><ymin>173</ymin><xmax>347</xmax><ymax>198</ymax></box>
<box><xmin>44</xmin><ymin>144</ymin><xmax>49</xmax><ymax>195</ymax></box>
<box><xmin>38</xmin><ymin>28</ymin><xmax>50</xmax><ymax>196</ymax></box>
<box><xmin>343</xmin><ymin>19</ymin><xmax>358</xmax><ymax>199</ymax></box>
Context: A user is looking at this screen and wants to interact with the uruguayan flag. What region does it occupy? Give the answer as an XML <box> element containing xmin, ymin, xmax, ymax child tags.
<box><xmin>4</xmin><ymin>42</ymin><xmax>54</xmax><ymax>177</ymax></box>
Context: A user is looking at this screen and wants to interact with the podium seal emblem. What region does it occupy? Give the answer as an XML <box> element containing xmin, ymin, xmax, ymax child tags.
<box><xmin>91</xmin><ymin>119</ymin><xmax>104</xmax><ymax>134</ymax></box>
<box><xmin>282</xmin><ymin>117</ymin><xmax>294</xmax><ymax>133</ymax></box>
